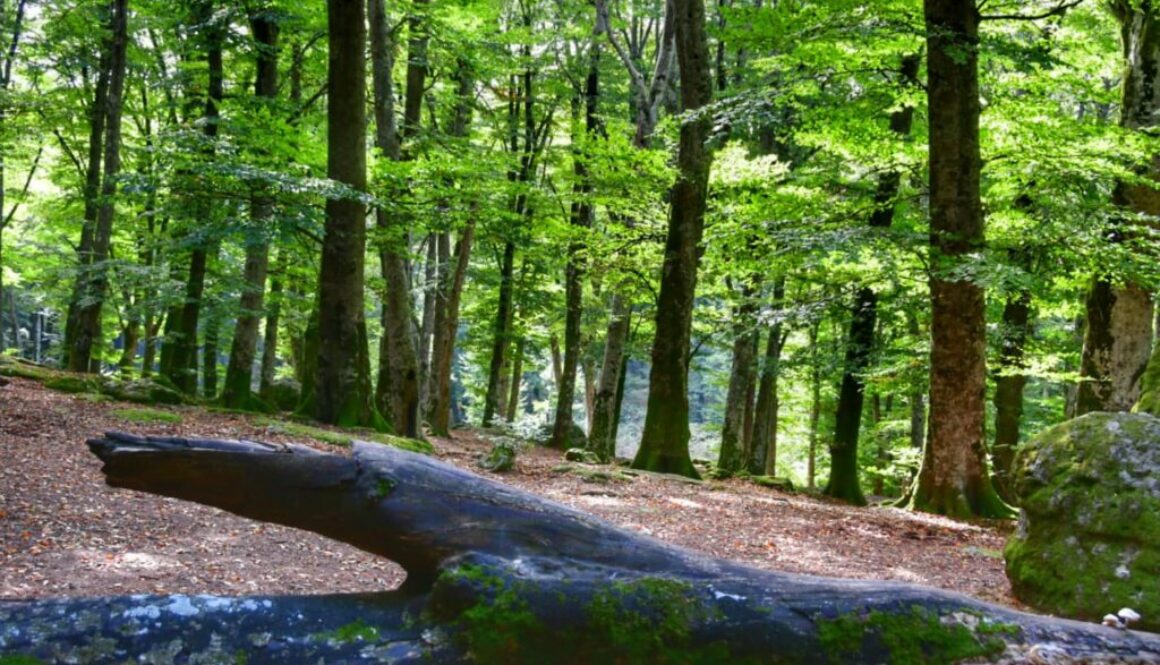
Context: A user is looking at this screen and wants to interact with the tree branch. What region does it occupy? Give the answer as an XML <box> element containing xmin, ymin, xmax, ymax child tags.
<box><xmin>979</xmin><ymin>0</ymin><xmax>1085</xmax><ymax>21</ymax></box>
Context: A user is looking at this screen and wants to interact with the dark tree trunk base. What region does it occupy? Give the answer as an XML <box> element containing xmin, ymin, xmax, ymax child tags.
<box><xmin>1</xmin><ymin>432</ymin><xmax>1156</xmax><ymax>663</ymax></box>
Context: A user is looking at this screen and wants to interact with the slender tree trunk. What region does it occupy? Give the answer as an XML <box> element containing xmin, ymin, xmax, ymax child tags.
<box><xmin>825</xmin><ymin>54</ymin><xmax>918</xmax><ymax>505</ymax></box>
<box><xmin>910</xmin><ymin>0</ymin><xmax>1007</xmax><ymax>518</ymax></box>
<box><xmin>807</xmin><ymin>325</ymin><xmax>821</xmax><ymax>490</ymax></box>
<box><xmin>140</xmin><ymin>313</ymin><xmax>157</xmax><ymax>377</ymax></box>
<box><xmin>202</xmin><ymin>314</ymin><xmax>219</xmax><ymax>399</ymax></box>
<box><xmin>428</xmin><ymin>222</ymin><xmax>474</xmax><ymax>435</ymax></box>
<box><xmin>552</xmin><ymin>49</ymin><xmax>599</xmax><ymax>448</ymax></box>
<box><xmin>748</xmin><ymin>277</ymin><xmax>785</xmax><ymax>475</ymax></box>
<box><xmin>991</xmin><ymin>251</ymin><xmax>1032</xmax><ymax>504</ymax></box>
<box><xmin>259</xmin><ymin>251</ymin><xmax>285</xmax><ymax>400</ymax></box>
<box><xmin>370</xmin><ymin>0</ymin><xmax>423</xmax><ymax>438</ymax></box>
<box><xmin>1077</xmin><ymin>1</ymin><xmax>1159</xmax><ymax>415</ymax></box>
<box><xmin>68</xmin><ymin>0</ymin><xmax>127</xmax><ymax>373</ymax></box>
<box><xmin>505</xmin><ymin>337</ymin><xmax>524</xmax><ymax>423</ymax></box>
<box><xmin>426</xmin><ymin>63</ymin><xmax>475</xmax><ymax>436</ymax></box>
<box><xmin>483</xmin><ymin>241</ymin><xmax>517</xmax><ymax>426</ymax></box>
<box><xmin>63</xmin><ymin>30</ymin><xmax>110</xmax><ymax>369</ymax></box>
<box><xmin>164</xmin><ymin>2</ymin><xmax>224</xmax><ymax>394</ymax></box>
<box><xmin>588</xmin><ymin>296</ymin><xmax>631</xmax><ymax>461</ymax></box>
<box><xmin>633</xmin><ymin>0</ymin><xmax>714</xmax><ymax>478</ymax></box>
<box><xmin>583</xmin><ymin>353</ymin><xmax>597</xmax><ymax>434</ymax></box>
<box><xmin>314</xmin><ymin>0</ymin><xmax>378</xmax><ymax>428</ymax></box>
<box><xmin>717</xmin><ymin>284</ymin><xmax>758</xmax><ymax>475</ymax></box>
<box><xmin>418</xmin><ymin>234</ymin><xmax>439</xmax><ymax>404</ymax></box>
<box><xmin>222</xmin><ymin>11</ymin><xmax>279</xmax><ymax>410</ymax></box>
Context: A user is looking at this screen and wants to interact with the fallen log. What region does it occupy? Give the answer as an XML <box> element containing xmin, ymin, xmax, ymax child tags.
<box><xmin>1</xmin><ymin>431</ymin><xmax>1157</xmax><ymax>664</ymax></box>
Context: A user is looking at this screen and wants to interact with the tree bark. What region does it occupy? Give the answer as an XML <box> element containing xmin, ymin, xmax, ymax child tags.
<box><xmin>15</xmin><ymin>430</ymin><xmax>1153</xmax><ymax>663</ymax></box>
<box><xmin>258</xmin><ymin>250</ymin><xmax>285</xmax><ymax>400</ymax></box>
<box><xmin>633</xmin><ymin>0</ymin><xmax>714</xmax><ymax>478</ymax></box>
<box><xmin>483</xmin><ymin>241</ymin><xmax>517</xmax><ymax>426</ymax></box>
<box><xmin>991</xmin><ymin>250</ymin><xmax>1032</xmax><ymax>504</ymax></box>
<box><xmin>505</xmin><ymin>337</ymin><xmax>524</xmax><ymax>423</ymax></box>
<box><xmin>748</xmin><ymin>277</ymin><xmax>785</xmax><ymax>476</ymax></box>
<box><xmin>825</xmin><ymin>54</ymin><xmax>918</xmax><ymax>505</ymax></box>
<box><xmin>1077</xmin><ymin>0</ymin><xmax>1160</xmax><ymax>415</ymax></box>
<box><xmin>910</xmin><ymin>0</ymin><xmax>1008</xmax><ymax>518</ymax></box>
<box><xmin>314</xmin><ymin>0</ymin><xmax>379</xmax><ymax>428</ymax></box>
<box><xmin>163</xmin><ymin>1</ymin><xmax>224</xmax><ymax>394</ymax></box>
<box><xmin>717</xmin><ymin>283</ymin><xmax>758</xmax><ymax>475</ymax></box>
<box><xmin>67</xmin><ymin>0</ymin><xmax>127</xmax><ymax>373</ymax></box>
<box><xmin>222</xmin><ymin>10</ymin><xmax>279</xmax><ymax>410</ymax></box>
<box><xmin>426</xmin><ymin>63</ymin><xmax>475</xmax><ymax>436</ymax></box>
<box><xmin>63</xmin><ymin>22</ymin><xmax>110</xmax><ymax>370</ymax></box>
<box><xmin>552</xmin><ymin>48</ymin><xmax>599</xmax><ymax>449</ymax></box>
<box><xmin>588</xmin><ymin>296</ymin><xmax>631</xmax><ymax>461</ymax></box>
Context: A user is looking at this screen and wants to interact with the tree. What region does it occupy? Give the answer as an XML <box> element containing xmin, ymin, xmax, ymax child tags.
<box><xmin>824</xmin><ymin>54</ymin><xmax>919</xmax><ymax>506</ymax></box>
<box><xmin>313</xmin><ymin>0</ymin><xmax>380</xmax><ymax>428</ymax></box>
<box><xmin>908</xmin><ymin>0</ymin><xmax>1008</xmax><ymax>518</ymax></box>
<box><xmin>66</xmin><ymin>0</ymin><xmax>128</xmax><ymax>373</ymax></box>
<box><xmin>1075</xmin><ymin>0</ymin><xmax>1159</xmax><ymax>416</ymax></box>
<box><xmin>221</xmin><ymin>7</ymin><xmax>280</xmax><ymax>410</ymax></box>
<box><xmin>633</xmin><ymin>0</ymin><xmax>714</xmax><ymax>478</ymax></box>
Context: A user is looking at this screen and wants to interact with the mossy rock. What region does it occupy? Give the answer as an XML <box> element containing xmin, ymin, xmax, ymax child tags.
<box><xmin>261</xmin><ymin>378</ymin><xmax>301</xmax><ymax>412</ymax></box>
<box><xmin>479</xmin><ymin>441</ymin><xmax>516</xmax><ymax>472</ymax></box>
<box><xmin>1005</xmin><ymin>412</ymin><xmax>1159</xmax><ymax>631</ymax></box>
<box><xmin>751</xmin><ymin>476</ymin><xmax>795</xmax><ymax>492</ymax></box>
<box><xmin>535</xmin><ymin>422</ymin><xmax>588</xmax><ymax>450</ymax></box>
<box><xmin>110</xmin><ymin>408</ymin><xmax>182</xmax><ymax>424</ymax></box>
<box><xmin>101</xmin><ymin>378</ymin><xmax>188</xmax><ymax>405</ymax></box>
<box><xmin>564</xmin><ymin>447</ymin><xmax>600</xmax><ymax>464</ymax></box>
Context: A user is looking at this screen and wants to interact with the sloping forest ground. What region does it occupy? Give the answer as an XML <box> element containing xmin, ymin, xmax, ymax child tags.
<box><xmin>0</xmin><ymin>376</ymin><xmax>1015</xmax><ymax>608</ymax></box>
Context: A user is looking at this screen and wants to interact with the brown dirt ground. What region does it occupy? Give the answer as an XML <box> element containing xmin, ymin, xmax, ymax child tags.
<box><xmin>0</xmin><ymin>376</ymin><xmax>1016</xmax><ymax>607</ymax></box>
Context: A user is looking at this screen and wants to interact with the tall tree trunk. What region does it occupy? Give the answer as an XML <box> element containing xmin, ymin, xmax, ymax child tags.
<box><xmin>991</xmin><ymin>250</ymin><xmax>1032</xmax><ymax>504</ymax></box>
<box><xmin>1077</xmin><ymin>0</ymin><xmax>1160</xmax><ymax>415</ymax></box>
<box><xmin>314</xmin><ymin>0</ymin><xmax>378</xmax><ymax>428</ymax></box>
<box><xmin>588</xmin><ymin>296</ymin><xmax>631</xmax><ymax>461</ymax></box>
<box><xmin>483</xmin><ymin>241</ymin><xmax>516</xmax><ymax>426</ymax></box>
<box><xmin>505</xmin><ymin>337</ymin><xmax>524</xmax><ymax>423</ymax></box>
<box><xmin>201</xmin><ymin>313</ymin><xmax>219</xmax><ymax>399</ymax></box>
<box><xmin>824</xmin><ymin>54</ymin><xmax>918</xmax><ymax>505</ymax></box>
<box><xmin>633</xmin><ymin>0</ymin><xmax>714</xmax><ymax>478</ymax></box>
<box><xmin>717</xmin><ymin>283</ymin><xmax>758</xmax><ymax>475</ymax></box>
<box><xmin>370</xmin><ymin>0</ymin><xmax>425</xmax><ymax>438</ymax></box>
<box><xmin>63</xmin><ymin>23</ymin><xmax>110</xmax><ymax>369</ymax></box>
<box><xmin>910</xmin><ymin>0</ymin><xmax>1007</xmax><ymax>518</ymax></box>
<box><xmin>418</xmin><ymin>234</ymin><xmax>439</xmax><ymax>405</ymax></box>
<box><xmin>67</xmin><ymin>0</ymin><xmax>127</xmax><ymax>373</ymax></box>
<box><xmin>807</xmin><ymin>323</ymin><xmax>822</xmax><ymax>490</ymax></box>
<box><xmin>552</xmin><ymin>48</ymin><xmax>599</xmax><ymax>449</ymax></box>
<box><xmin>426</xmin><ymin>63</ymin><xmax>475</xmax><ymax>436</ymax></box>
<box><xmin>748</xmin><ymin>277</ymin><xmax>785</xmax><ymax>475</ymax></box>
<box><xmin>259</xmin><ymin>250</ymin><xmax>285</xmax><ymax>400</ymax></box>
<box><xmin>222</xmin><ymin>10</ymin><xmax>279</xmax><ymax>410</ymax></box>
<box><xmin>164</xmin><ymin>2</ymin><xmax>224</xmax><ymax>394</ymax></box>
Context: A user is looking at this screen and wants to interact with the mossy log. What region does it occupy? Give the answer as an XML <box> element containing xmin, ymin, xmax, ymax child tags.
<box><xmin>2</xmin><ymin>432</ymin><xmax>1158</xmax><ymax>664</ymax></box>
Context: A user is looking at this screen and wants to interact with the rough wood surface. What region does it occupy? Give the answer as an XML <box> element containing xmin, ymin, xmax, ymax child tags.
<box><xmin>1</xmin><ymin>431</ymin><xmax>1158</xmax><ymax>664</ymax></box>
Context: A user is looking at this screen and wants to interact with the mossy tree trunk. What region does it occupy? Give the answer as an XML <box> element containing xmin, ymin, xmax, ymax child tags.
<box><xmin>10</xmin><ymin>431</ymin><xmax>1156</xmax><ymax>664</ymax></box>
<box><xmin>1077</xmin><ymin>0</ymin><xmax>1160</xmax><ymax>416</ymax></box>
<box><xmin>588</xmin><ymin>295</ymin><xmax>630</xmax><ymax>461</ymax></box>
<box><xmin>748</xmin><ymin>277</ymin><xmax>786</xmax><ymax>475</ymax></box>
<box><xmin>314</xmin><ymin>0</ymin><xmax>379</xmax><ymax>429</ymax></box>
<box><xmin>909</xmin><ymin>0</ymin><xmax>1009</xmax><ymax>519</ymax></box>
<box><xmin>633</xmin><ymin>0</ymin><xmax>714</xmax><ymax>479</ymax></box>
<box><xmin>991</xmin><ymin>248</ymin><xmax>1032</xmax><ymax>504</ymax></box>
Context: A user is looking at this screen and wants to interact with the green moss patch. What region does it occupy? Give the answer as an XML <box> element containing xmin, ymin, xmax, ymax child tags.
<box><xmin>254</xmin><ymin>417</ymin><xmax>433</xmax><ymax>454</ymax></box>
<box><xmin>817</xmin><ymin>606</ymin><xmax>1014</xmax><ymax>664</ymax></box>
<box><xmin>110</xmin><ymin>408</ymin><xmax>183</xmax><ymax>424</ymax></box>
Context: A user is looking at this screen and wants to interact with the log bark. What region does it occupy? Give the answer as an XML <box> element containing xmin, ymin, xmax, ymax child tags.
<box><xmin>3</xmin><ymin>431</ymin><xmax>1156</xmax><ymax>664</ymax></box>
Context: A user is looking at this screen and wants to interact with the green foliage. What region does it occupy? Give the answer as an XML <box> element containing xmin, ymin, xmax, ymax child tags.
<box><xmin>816</xmin><ymin>606</ymin><xmax>1015</xmax><ymax>664</ymax></box>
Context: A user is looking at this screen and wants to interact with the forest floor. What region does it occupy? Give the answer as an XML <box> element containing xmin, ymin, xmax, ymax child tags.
<box><xmin>0</xmin><ymin>375</ymin><xmax>1017</xmax><ymax>608</ymax></box>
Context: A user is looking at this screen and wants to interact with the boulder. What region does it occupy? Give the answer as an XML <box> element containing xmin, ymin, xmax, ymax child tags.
<box><xmin>535</xmin><ymin>421</ymin><xmax>588</xmax><ymax>450</ymax></box>
<box><xmin>1005</xmin><ymin>412</ymin><xmax>1159</xmax><ymax>632</ymax></box>
<box><xmin>478</xmin><ymin>440</ymin><xmax>516</xmax><ymax>473</ymax></box>
<box><xmin>102</xmin><ymin>378</ymin><xmax>187</xmax><ymax>405</ymax></box>
<box><xmin>564</xmin><ymin>447</ymin><xmax>600</xmax><ymax>464</ymax></box>
<box><xmin>262</xmin><ymin>378</ymin><xmax>302</xmax><ymax>412</ymax></box>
